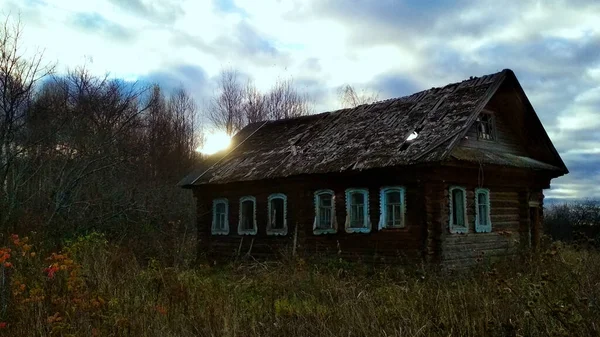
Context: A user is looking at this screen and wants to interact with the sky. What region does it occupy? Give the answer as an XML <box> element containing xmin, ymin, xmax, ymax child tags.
<box><xmin>2</xmin><ymin>0</ymin><xmax>600</xmax><ymax>201</ymax></box>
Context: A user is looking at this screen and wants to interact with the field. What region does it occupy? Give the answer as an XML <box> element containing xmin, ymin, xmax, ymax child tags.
<box><xmin>0</xmin><ymin>233</ymin><xmax>598</xmax><ymax>337</ymax></box>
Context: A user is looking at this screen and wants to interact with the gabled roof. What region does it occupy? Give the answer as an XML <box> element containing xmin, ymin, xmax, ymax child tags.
<box><xmin>181</xmin><ymin>69</ymin><xmax>566</xmax><ymax>187</ymax></box>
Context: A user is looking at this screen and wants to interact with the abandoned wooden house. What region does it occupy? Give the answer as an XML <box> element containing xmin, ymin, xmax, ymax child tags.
<box><xmin>179</xmin><ymin>69</ymin><xmax>568</xmax><ymax>267</ymax></box>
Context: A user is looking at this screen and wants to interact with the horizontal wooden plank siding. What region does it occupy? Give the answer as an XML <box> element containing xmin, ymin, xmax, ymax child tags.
<box><xmin>192</xmin><ymin>163</ymin><xmax>551</xmax><ymax>266</ymax></box>
<box><xmin>459</xmin><ymin>108</ymin><xmax>528</xmax><ymax>156</ymax></box>
<box><xmin>194</xmin><ymin>167</ymin><xmax>428</xmax><ymax>262</ymax></box>
<box><xmin>437</xmin><ymin>181</ymin><xmax>523</xmax><ymax>268</ymax></box>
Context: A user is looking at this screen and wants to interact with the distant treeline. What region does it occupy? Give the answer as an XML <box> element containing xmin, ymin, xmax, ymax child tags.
<box><xmin>545</xmin><ymin>199</ymin><xmax>600</xmax><ymax>245</ymax></box>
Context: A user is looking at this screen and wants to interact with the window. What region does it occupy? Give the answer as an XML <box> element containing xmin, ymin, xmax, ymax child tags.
<box><xmin>475</xmin><ymin>188</ymin><xmax>492</xmax><ymax>233</ymax></box>
<box><xmin>449</xmin><ymin>186</ymin><xmax>468</xmax><ymax>234</ymax></box>
<box><xmin>379</xmin><ymin>187</ymin><xmax>406</xmax><ymax>229</ymax></box>
<box><xmin>476</xmin><ymin>113</ymin><xmax>495</xmax><ymax>140</ymax></box>
<box><xmin>345</xmin><ymin>188</ymin><xmax>370</xmax><ymax>233</ymax></box>
<box><xmin>267</xmin><ymin>193</ymin><xmax>287</xmax><ymax>235</ymax></box>
<box><xmin>313</xmin><ymin>190</ymin><xmax>336</xmax><ymax>234</ymax></box>
<box><xmin>238</xmin><ymin>196</ymin><xmax>257</xmax><ymax>235</ymax></box>
<box><xmin>212</xmin><ymin>198</ymin><xmax>229</xmax><ymax>235</ymax></box>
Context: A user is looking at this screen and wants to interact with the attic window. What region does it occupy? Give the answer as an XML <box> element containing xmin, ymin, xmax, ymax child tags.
<box><xmin>476</xmin><ymin>113</ymin><xmax>495</xmax><ymax>141</ymax></box>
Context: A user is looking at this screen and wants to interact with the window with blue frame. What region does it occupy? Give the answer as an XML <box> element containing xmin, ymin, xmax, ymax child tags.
<box><xmin>238</xmin><ymin>196</ymin><xmax>257</xmax><ymax>235</ymax></box>
<box><xmin>475</xmin><ymin>188</ymin><xmax>492</xmax><ymax>233</ymax></box>
<box><xmin>345</xmin><ymin>188</ymin><xmax>370</xmax><ymax>233</ymax></box>
<box><xmin>379</xmin><ymin>187</ymin><xmax>405</xmax><ymax>229</ymax></box>
<box><xmin>449</xmin><ymin>186</ymin><xmax>468</xmax><ymax>234</ymax></box>
<box><xmin>212</xmin><ymin>198</ymin><xmax>229</xmax><ymax>235</ymax></box>
<box><xmin>313</xmin><ymin>190</ymin><xmax>336</xmax><ymax>234</ymax></box>
<box><xmin>267</xmin><ymin>193</ymin><xmax>287</xmax><ymax>235</ymax></box>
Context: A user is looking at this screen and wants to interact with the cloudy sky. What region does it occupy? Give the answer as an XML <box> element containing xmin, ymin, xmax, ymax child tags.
<box><xmin>2</xmin><ymin>0</ymin><xmax>600</xmax><ymax>201</ymax></box>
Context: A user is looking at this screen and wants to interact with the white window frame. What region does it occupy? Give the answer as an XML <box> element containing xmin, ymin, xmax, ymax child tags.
<box><xmin>475</xmin><ymin>188</ymin><xmax>492</xmax><ymax>233</ymax></box>
<box><xmin>449</xmin><ymin>186</ymin><xmax>468</xmax><ymax>234</ymax></box>
<box><xmin>238</xmin><ymin>196</ymin><xmax>257</xmax><ymax>235</ymax></box>
<box><xmin>211</xmin><ymin>198</ymin><xmax>229</xmax><ymax>235</ymax></box>
<box><xmin>267</xmin><ymin>193</ymin><xmax>287</xmax><ymax>236</ymax></box>
<box><xmin>345</xmin><ymin>188</ymin><xmax>370</xmax><ymax>233</ymax></box>
<box><xmin>379</xmin><ymin>187</ymin><xmax>406</xmax><ymax>229</ymax></box>
<box><xmin>313</xmin><ymin>189</ymin><xmax>336</xmax><ymax>235</ymax></box>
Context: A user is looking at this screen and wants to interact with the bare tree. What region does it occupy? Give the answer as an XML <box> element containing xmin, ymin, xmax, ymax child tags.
<box><xmin>265</xmin><ymin>78</ymin><xmax>311</xmax><ymax>120</ymax></box>
<box><xmin>242</xmin><ymin>81</ymin><xmax>266</xmax><ymax>124</ymax></box>
<box><xmin>206</xmin><ymin>69</ymin><xmax>244</xmax><ymax>136</ymax></box>
<box><xmin>0</xmin><ymin>15</ymin><xmax>55</xmax><ymax>230</ymax></box>
<box><xmin>338</xmin><ymin>84</ymin><xmax>379</xmax><ymax>108</ymax></box>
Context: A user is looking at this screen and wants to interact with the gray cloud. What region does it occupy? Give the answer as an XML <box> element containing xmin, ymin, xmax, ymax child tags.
<box><xmin>70</xmin><ymin>12</ymin><xmax>136</xmax><ymax>42</ymax></box>
<box><xmin>107</xmin><ymin>0</ymin><xmax>184</xmax><ymax>25</ymax></box>
<box><xmin>141</xmin><ymin>63</ymin><xmax>211</xmax><ymax>107</ymax></box>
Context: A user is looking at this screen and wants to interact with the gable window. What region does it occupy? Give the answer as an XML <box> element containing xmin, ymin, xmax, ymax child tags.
<box><xmin>379</xmin><ymin>187</ymin><xmax>406</xmax><ymax>229</ymax></box>
<box><xmin>449</xmin><ymin>186</ymin><xmax>468</xmax><ymax>234</ymax></box>
<box><xmin>267</xmin><ymin>193</ymin><xmax>287</xmax><ymax>235</ymax></box>
<box><xmin>345</xmin><ymin>188</ymin><xmax>370</xmax><ymax>233</ymax></box>
<box><xmin>238</xmin><ymin>196</ymin><xmax>257</xmax><ymax>235</ymax></box>
<box><xmin>475</xmin><ymin>188</ymin><xmax>492</xmax><ymax>233</ymax></box>
<box><xmin>477</xmin><ymin>113</ymin><xmax>495</xmax><ymax>140</ymax></box>
<box><xmin>313</xmin><ymin>190</ymin><xmax>336</xmax><ymax>234</ymax></box>
<box><xmin>212</xmin><ymin>198</ymin><xmax>229</xmax><ymax>235</ymax></box>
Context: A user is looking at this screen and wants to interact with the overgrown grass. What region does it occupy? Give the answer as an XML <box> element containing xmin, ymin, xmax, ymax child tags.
<box><xmin>1</xmin><ymin>234</ymin><xmax>599</xmax><ymax>336</ymax></box>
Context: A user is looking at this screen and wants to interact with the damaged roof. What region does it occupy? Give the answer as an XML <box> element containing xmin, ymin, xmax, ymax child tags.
<box><xmin>181</xmin><ymin>69</ymin><xmax>565</xmax><ymax>187</ymax></box>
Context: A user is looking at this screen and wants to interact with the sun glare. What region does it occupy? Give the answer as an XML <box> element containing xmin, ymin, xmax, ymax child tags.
<box><xmin>197</xmin><ymin>131</ymin><xmax>231</xmax><ymax>155</ymax></box>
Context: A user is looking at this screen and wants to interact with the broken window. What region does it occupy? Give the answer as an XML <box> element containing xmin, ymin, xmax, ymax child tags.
<box><xmin>475</xmin><ymin>188</ymin><xmax>492</xmax><ymax>233</ymax></box>
<box><xmin>379</xmin><ymin>187</ymin><xmax>405</xmax><ymax>229</ymax></box>
<box><xmin>267</xmin><ymin>193</ymin><xmax>287</xmax><ymax>235</ymax></box>
<box><xmin>212</xmin><ymin>198</ymin><xmax>229</xmax><ymax>235</ymax></box>
<box><xmin>314</xmin><ymin>190</ymin><xmax>336</xmax><ymax>234</ymax></box>
<box><xmin>238</xmin><ymin>196</ymin><xmax>257</xmax><ymax>235</ymax></box>
<box><xmin>345</xmin><ymin>188</ymin><xmax>370</xmax><ymax>233</ymax></box>
<box><xmin>477</xmin><ymin>113</ymin><xmax>495</xmax><ymax>140</ymax></box>
<box><xmin>449</xmin><ymin>186</ymin><xmax>468</xmax><ymax>234</ymax></box>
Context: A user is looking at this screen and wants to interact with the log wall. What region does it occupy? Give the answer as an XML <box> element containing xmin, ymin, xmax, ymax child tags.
<box><xmin>192</xmin><ymin>165</ymin><xmax>552</xmax><ymax>267</ymax></box>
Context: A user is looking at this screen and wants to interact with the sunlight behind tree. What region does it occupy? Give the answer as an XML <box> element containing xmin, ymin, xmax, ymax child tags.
<box><xmin>198</xmin><ymin>130</ymin><xmax>231</xmax><ymax>155</ymax></box>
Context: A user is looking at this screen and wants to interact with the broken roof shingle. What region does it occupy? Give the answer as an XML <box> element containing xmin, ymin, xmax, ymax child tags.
<box><xmin>181</xmin><ymin>69</ymin><xmax>559</xmax><ymax>186</ymax></box>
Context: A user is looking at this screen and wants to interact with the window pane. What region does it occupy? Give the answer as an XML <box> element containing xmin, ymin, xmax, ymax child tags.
<box><xmin>317</xmin><ymin>193</ymin><xmax>333</xmax><ymax>229</ymax></box>
<box><xmin>241</xmin><ymin>200</ymin><xmax>254</xmax><ymax>230</ymax></box>
<box><xmin>270</xmin><ymin>198</ymin><xmax>285</xmax><ymax>229</ymax></box>
<box><xmin>214</xmin><ymin>202</ymin><xmax>226</xmax><ymax>230</ymax></box>
<box><xmin>478</xmin><ymin>193</ymin><xmax>488</xmax><ymax>227</ymax></box>
<box><xmin>351</xmin><ymin>192</ymin><xmax>364</xmax><ymax>205</ymax></box>
<box><xmin>386</xmin><ymin>191</ymin><xmax>400</xmax><ymax>204</ymax></box>
<box><xmin>452</xmin><ymin>189</ymin><xmax>465</xmax><ymax>226</ymax></box>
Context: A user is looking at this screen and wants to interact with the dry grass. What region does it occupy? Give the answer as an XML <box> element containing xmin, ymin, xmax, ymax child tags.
<box><xmin>2</xmin><ymin>233</ymin><xmax>600</xmax><ymax>336</ymax></box>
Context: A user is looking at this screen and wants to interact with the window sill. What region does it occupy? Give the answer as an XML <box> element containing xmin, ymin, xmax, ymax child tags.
<box><xmin>379</xmin><ymin>226</ymin><xmax>407</xmax><ymax>231</ymax></box>
<box><xmin>238</xmin><ymin>230</ymin><xmax>257</xmax><ymax>236</ymax></box>
<box><xmin>345</xmin><ymin>227</ymin><xmax>371</xmax><ymax>234</ymax></box>
<box><xmin>313</xmin><ymin>228</ymin><xmax>336</xmax><ymax>235</ymax></box>
<box><xmin>267</xmin><ymin>229</ymin><xmax>288</xmax><ymax>236</ymax></box>
<box><xmin>211</xmin><ymin>231</ymin><xmax>229</xmax><ymax>235</ymax></box>
<box><xmin>449</xmin><ymin>227</ymin><xmax>468</xmax><ymax>234</ymax></box>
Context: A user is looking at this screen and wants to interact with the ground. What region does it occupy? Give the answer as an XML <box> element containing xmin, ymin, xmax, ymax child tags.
<box><xmin>1</xmin><ymin>234</ymin><xmax>599</xmax><ymax>337</ymax></box>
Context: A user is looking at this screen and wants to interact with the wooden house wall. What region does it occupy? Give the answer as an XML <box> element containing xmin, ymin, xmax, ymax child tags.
<box><xmin>193</xmin><ymin>165</ymin><xmax>552</xmax><ymax>267</ymax></box>
<box><xmin>193</xmin><ymin>167</ymin><xmax>429</xmax><ymax>262</ymax></box>
<box><xmin>428</xmin><ymin>165</ymin><xmax>549</xmax><ymax>268</ymax></box>
<box><xmin>458</xmin><ymin>107</ymin><xmax>528</xmax><ymax>157</ymax></box>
